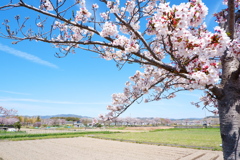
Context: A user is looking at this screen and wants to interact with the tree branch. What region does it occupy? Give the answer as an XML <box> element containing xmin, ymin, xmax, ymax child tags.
<box><xmin>228</xmin><ymin>0</ymin><xmax>235</xmax><ymax>40</ymax></box>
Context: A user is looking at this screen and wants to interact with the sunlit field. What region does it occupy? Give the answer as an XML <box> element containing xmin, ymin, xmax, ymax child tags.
<box><xmin>93</xmin><ymin>128</ymin><xmax>222</xmax><ymax>150</ymax></box>
<box><xmin>0</xmin><ymin>128</ymin><xmax>221</xmax><ymax>150</ymax></box>
<box><xmin>0</xmin><ymin>127</ymin><xmax>224</xmax><ymax>159</ymax></box>
<box><xmin>0</xmin><ymin>130</ymin><xmax>114</xmax><ymax>141</ymax></box>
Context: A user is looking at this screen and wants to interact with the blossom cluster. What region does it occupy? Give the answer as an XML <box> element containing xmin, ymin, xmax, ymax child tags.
<box><xmin>97</xmin><ymin>0</ymin><xmax>233</xmax><ymax>119</ymax></box>
<box><xmin>51</xmin><ymin>21</ymin><xmax>95</xmax><ymax>51</ymax></box>
<box><xmin>40</xmin><ymin>0</ymin><xmax>53</xmax><ymax>11</ymax></box>
<box><xmin>143</xmin><ymin>1</ymin><xmax>229</xmax><ymax>89</ymax></box>
<box><xmin>34</xmin><ymin>0</ymin><xmax>240</xmax><ymax>119</ymax></box>
<box><xmin>75</xmin><ymin>7</ymin><xmax>92</xmax><ymax>23</ymax></box>
<box><xmin>40</xmin><ymin>0</ymin><xmax>92</xmax><ymax>24</ymax></box>
<box><xmin>92</xmin><ymin>118</ymin><xmax>98</xmax><ymax>125</ymax></box>
<box><xmin>101</xmin><ymin>66</ymin><xmax>170</xmax><ymax>120</ymax></box>
<box><xmin>103</xmin><ymin>35</ymin><xmax>139</xmax><ymax>60</ymax></box>
<box><xmin>100</xmin><ymin>22</ymin><xmax>118</xmax><ymax>37</ymax></box>
<box><xmin>214</xmin><ymin>9</ymin><xmax>228</xmax><ymax>25</ymax></box>
<box><xmin>0</xmin><ymin>106</ymin><xmax>17</xmax><ymax>116</ymax></box>
<box><xmin>92</xmin><ymin>4</ymin><xmax>99</xmax><ymax>9</ymax></box>
<box><xmin>223</xmin><ymin>0</ymin><xmax>240</xmax><ymax>7</ymax></box>
<box><xmin>0</xmin><ymin>117</ymin><xmax>19</xmax><ymax>125</ymax></box>
<box><xmin>230</xmin><ymin>36</ymin><xmax>240</xmax><ymax>59</ymax></box>
<box><xmin>146</xmin><ymin>1</ymin><xmax>208</xmax><ymax>36</ymax></box>
<box><xmin>215</xmin><ymin>1</ymin><xmax>240</xmax><ymax>59</ymax></box>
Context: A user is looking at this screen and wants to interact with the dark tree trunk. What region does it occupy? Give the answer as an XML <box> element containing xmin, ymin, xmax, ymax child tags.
<box><xmin>218</xmin><ymin>0</ymin><xmax>240</xmax><ymax>153</ymax></box>
<box><xmin>218</xmin><ymin>50</ymin><xmax>240</xmax><ymax>159</ymax></box>
<box><xmin>218</xmin><ymin>83</ymin><xmax>240</xmax><ymax>160</ymax></box>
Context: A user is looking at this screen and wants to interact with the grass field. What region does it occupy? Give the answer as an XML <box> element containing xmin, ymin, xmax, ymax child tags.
<box><xmin>0</xmin><ymin>131</ymin><xmax>114</xmax><ymax>141</ymax></box>
<box><xmin>0</xmin><ymin>128</ymin><xmax>222</xmax><ymax>151</ymax></box>
<box><xmin>93</xmin><ymin>128</ymin><xmax>222</xmax><ymax>150</ymax></box>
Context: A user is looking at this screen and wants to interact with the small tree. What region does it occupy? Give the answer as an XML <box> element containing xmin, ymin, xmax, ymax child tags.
<box><xmin>14</xmin><ymin>121</ymin><xmax>21</xmax><ymax>131</ymax></box>
<box><xmin>36</xmin><ymin>116</ymin><xmax>41</xmax><ymax>122</ymax></box>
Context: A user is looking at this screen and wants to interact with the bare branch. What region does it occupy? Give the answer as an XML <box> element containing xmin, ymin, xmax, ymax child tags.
<box><xmin>227</xmin><ymin>0</ymin><xmax>235</xmax><ymax>40</ymax></box>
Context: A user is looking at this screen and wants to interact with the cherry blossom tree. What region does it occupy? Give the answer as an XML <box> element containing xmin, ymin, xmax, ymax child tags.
<box><xmin>5</xmin><ymin>118</ymin><xmax>19</xmax><ymax>125</ymax></box>
<box><xmin>92</xmin><ymin>118</ymin><xmax>98</xmax><ymax>125</ymax></box>
<box><xmin>41</xmin><ymin>118</ymin><xmax>55</xmax><ymax>126</ymax></box>
<box><xmin>153</xmin><ymin>117</ymin><xmax>162</xmax><ymax>126</ymax></box>
<box><xmin>130</xmin><ymin>117</ymin><xmax>138</xmax><ymax>126</ymax></box>
<box><xmin>0</xmin><ymin>0</ymin><xmax>240</xmax><ymax>159</ymax></box>
<box><xmin>51</xmin><ymin>118</ymin><xmax>66</xmax><ymax>126</ymax></box>
<box><xmin>116</xmin><ymin>117</ymin><xmax>124</xmax><ymax>126</ymax></box>
<box><xmin>138</xmin><ymin>118</ymin><xmax>145</xmax><ymax>126</ymax></box>
<box><xmin>111</xmin><ymin>117</ymin><xmax>119</xmax><ymax>126</ymax></box>
<box><xmin>0</xmin><ymin>106</ymin><xmax>18</xmax><ymax>127</ymax></box>
<box><xmin>0</xmin><ymin>106</ymin><xmax>17</xmax><ymax>117</ymax></box>
<box><xmin>33</xmin><ymin>122</ymin><xmax>42</xmax><ymax>128</ymax></box>
<box><xmin>41</xmin><ymin>118</ymin><xmax>66</xmax><ymax>126</ymax></box>
<box><xmin>0</xmin><ymin>117</ymin><xmax>7</xmax><ymax>125</ymax></box>
<box><xmin>80</xmin><ymin>118</ymin><xmax>92</xmax><ymax>127</ymax></box>
<box><xmin>123</xmin><ymin>117</ymin><xmax>132</xmax><ymax>126</ymax></box>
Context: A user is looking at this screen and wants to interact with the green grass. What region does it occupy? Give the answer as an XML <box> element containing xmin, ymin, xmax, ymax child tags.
<box><xmin>0</xmin><ymin>131</ymin><xmax>27</xmax><ymax>135</ymax></box>
<box><xmin>0</xmin><ymin>131</ymin><xmax>115</xmax><ymax>141</ymax></box>
<box><xmin>93</xmin><ymin>128</ymin><xmax>222</xmax><ymax>150</ymax></box>
<box><xmin>0</xmin><ymin>128</ymin><xmax>222</xmax><ymax>151</ymax></box>
<box><xmin>107</xmin><ymin>127</ymin><xmax>126</xmax><ymax>130</ymax></box>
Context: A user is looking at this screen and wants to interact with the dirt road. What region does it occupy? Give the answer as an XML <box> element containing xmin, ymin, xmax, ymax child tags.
<box><xmin>0</xmin><ymin>137</ymin><xmax>222</xmax><ymax>160</ymax></box>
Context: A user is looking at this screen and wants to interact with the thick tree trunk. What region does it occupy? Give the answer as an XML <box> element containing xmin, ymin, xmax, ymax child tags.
<box><xmin>218</xmin><ymin>87</ymin><xmax>240</xmax><ymax>160</ymax></box>
<box><xmin>218</xmin><ymin>1</ymin><xmax>240</xmax><ymax>159</ymax></box>
<box><xmin>218</xmin><ymin>54</ymin><xmax>240</xmax><ymax>160</ymax></box>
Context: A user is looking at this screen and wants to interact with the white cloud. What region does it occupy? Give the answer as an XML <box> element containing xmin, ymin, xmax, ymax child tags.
<box><xmin>0</xmin><ymin>97</ymin><xmax>109</xmax><ymax>105</ymax></box>
<box><xmin>0</xmin><ymin>90</ymin><xmax>30</xmax><ymax>95</ymax></box>
<box><xmin>205</xmin><ymin>2</ymin><xmax>222</xmax><ymax>27</ymax></box>
<box><xmin>0</xmin><ymin>43</ymin><xmax>58</xmax><ymax>69</ymax></box>
<box><xmin>178</xmin><ymin>92</ymin><xmax>202</xmax><ymax>98</ymax></box>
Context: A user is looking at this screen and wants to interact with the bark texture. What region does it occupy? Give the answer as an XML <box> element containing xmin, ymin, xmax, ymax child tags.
<box><xmin>218</xmin><ymin>1</ymin><xmax>240</xmax><ymax>159</ymax></box>
<box><xmin>219</xmin><ymin>88</ymin><xmax>240</xmax><ymax>160</ymax></box>
<box><xmin>218</xmin><ymin>54</ymin><xmax>240</xmax><ymax>159</ymax></box>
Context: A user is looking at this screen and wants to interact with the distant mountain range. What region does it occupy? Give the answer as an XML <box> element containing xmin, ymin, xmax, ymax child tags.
<box><xmin>40</xmin><ymin>114</ymin><xmax>91</xmax><ymax>119</ymax></box>
<box><xmin>20</xmin><ymin>114</ymin><xmax>92</xmax><ymax>119</ymax></box>
<box><xmin>170</xmin><ymin>118</ymin><xmax>203</xmax><ymax>121</ymax></box>
<box><xmin>136</xmin><ymin>117</ymin><xmax>219</xmax><ymax>121</ymax></box>
<box><xmin>16</xmin><ymin>114</ymin><xmax>218</xmax><ymax>120</ymax></box>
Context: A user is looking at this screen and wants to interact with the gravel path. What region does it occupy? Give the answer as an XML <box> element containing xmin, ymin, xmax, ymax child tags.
<box><xmin>0</xmin><ymin>137</ymin><xmax>223</xmax><ymax>160</ymax></box>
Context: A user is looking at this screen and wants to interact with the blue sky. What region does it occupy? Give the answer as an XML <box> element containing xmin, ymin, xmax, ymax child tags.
<box><xmin>0</xmin><ymin>0</ymin><xmax>225</xmax><ymax>119</ymax></box>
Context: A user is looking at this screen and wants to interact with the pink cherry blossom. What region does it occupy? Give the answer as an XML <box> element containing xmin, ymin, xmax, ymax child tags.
<box><xmin>100</xmin><ymin>22</ymin><xmax>118</xmax><ymax>37</ymax></box>
<box><xmin>40</xmin><ymin>0</ymin><xmax>53</xmax><ymax>11</ymax></box>
<box><xmin>1</xmin><ymin>0</ymin><xmax>240</xmax><ymax>158</ymax></box>
<box><xmin>92</xmin><ymin>4</ymin><xmax>99</xmax><ymax>9</ymax></box>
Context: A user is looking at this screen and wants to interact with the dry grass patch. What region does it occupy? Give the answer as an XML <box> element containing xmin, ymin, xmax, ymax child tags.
<box><xmin>125</xmin><ymin>126</ymin><xmax>173</xmax><ymax>131</ymax></box>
